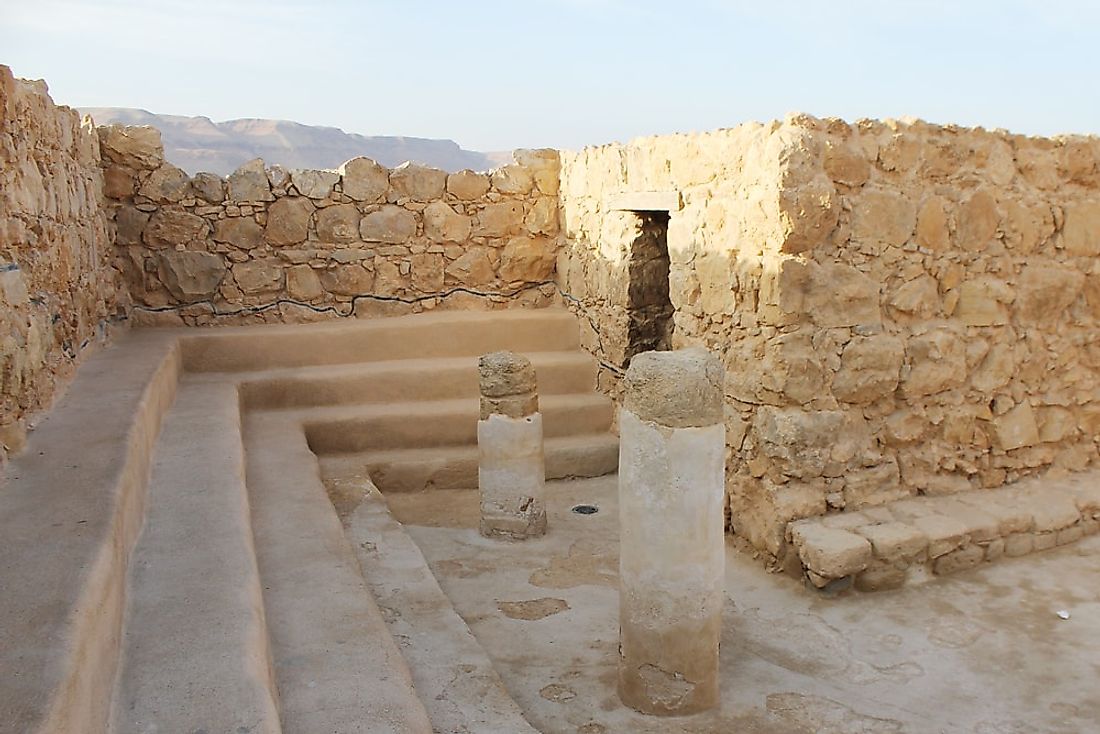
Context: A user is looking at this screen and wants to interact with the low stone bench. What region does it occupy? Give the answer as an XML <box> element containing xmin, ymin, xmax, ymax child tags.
<box><xmin>788</xmin><ymin>473</ymin><xmax>1100</xmax><ymax>593</ymax></box>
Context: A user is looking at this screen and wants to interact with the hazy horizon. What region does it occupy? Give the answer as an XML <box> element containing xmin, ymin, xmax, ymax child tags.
<box><xmin>3</xmin><ymin>1</ymin><xmax>1099</xmax><ymax>153</ymax></box>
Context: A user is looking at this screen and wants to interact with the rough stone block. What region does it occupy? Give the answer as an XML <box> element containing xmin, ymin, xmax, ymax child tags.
<box><xmin>286</xmin><ymin>265</ymin><xmax>323</xmax><ymax>301</ymax></box>
<box><xmin>777</xmin><ymin>176</ymin><xmax>839</xmax><ymax>253</ymax></box>
<box><xmin>751</xmin><ymin>407</ymin><xmax>846</xmax><ymax>480</ymax></box>
<box><xmin>264</xmin><ymin>197</ymin><xmax>314</xmax><ymax>246</ymax></box>
<box><xmin>340</xmin><ymin>157</ymin><xmax>389</xmax><ymax>202</ymax></box>
<box><xmin>984</xmin><ymin>537</ymin><xmax>1006</xmax><ymax>561</ymax></box>
<box><xmin>115</xmin><ymin>206</ymin><xmax>150</xmax><ymax>246</ymax></box>
<box><xmin>955</xmin><ymin>189</ymin><xmax>999</xmax><ymax>251</ymax></box>
<box><xmin>319</xmin><ymin>264</ymin><xmax>373</xmax><ymax>296</ymax></box>
<box><xmin>1015</xmin><ymin>265</ymin><xmax>1085</xmax><ymax>323</ymax></box>
<box><xmin>446</xmin><ymin>170</ymin><xmax>490</xmax><ymax>200</ymax></box>
<box><xmin>390</xmin><ymin>162</ymin><xmax>446</xmax><ymax>201</ymax></box>
<box><xmin>1034</xmin><ymin>532</ymin><xmax>1058</xmax><ymax>552</ymax></box>
<box><xmin>290</xmin><ymin>168</ymin><xmax>338</xmax><ymax>199</ymax></box>
<box><xmin>445</xmin><ymin>248</ymin><xmax>495</xmax><ymax>286</ymax></box>
<box><xmin>1003</xmin><ymin>532</ymin><xmax>1035</xmax><ymax>557</ymax></box>
<box><xmin>911</xmin><ymin>514</ymin><xmax>969</xmax><ymax>558</ymax></box>
<box><xmin>915</xmin><ymin>195</ymin><xmax>950</xmax><ymax>250</ymax></box>
<box><xmin>227</xmin><ymin>158</ymin><xmax>273</xmax><ymax>202</ymax></box>
<box><xmin>970</xmin><ymin>343</ymin><xmax>1015</xmax><ymax>393</ymax></box>
<box><xmin>476</xmin><ymin>201</ymin><xmax>524</xmax><ymax>237</ymax></box>
<box><xmin>360</xmin><ymin>205</ymin><xmax>417</xmax><ymax>243</ymax></box>
<box><xmin>315</xmin><ymin>204</ymin><xmax>361</xmax><ymax>244</ymax></box>
<box><xmin>823</xmin><ymin>140</ymin><xmax>870</xmax><ymax>187</ymax></box>
<box><xmin>792</xmin><ymin>524</ymin><xmax>873</xmax><ymax>579</ymax></box>
<box><xmin>850</xmin><ymin>187</ymin><xmax>915</xmax><ymax>247</ymax></box>
<box><xmin>156</xmin><ymin>251</ymin><xmax>224</xmax><ymax>302</ymax></box>
<box><xmin>143</xmin><ymin>209</ymin><xmax>209</xmax><ymax>248</ymax></box>
<box><xmin>213</xmin><ymin>217</ymin><xmax>264</xmax><ymax>250</ymax></box>
<box><xmin>1062</xmin><ymin>200</ymin><xmax>1100</xmax><ymax>256</ymax></box>
<box><xmin>954</xmin><ymin>277</ymin><xmax>1010</xmax><ymax>326</ymax></box>
<box><xmin>98</xmin><ymin>124</ymin><xmax>163</xmax><ymax>169</ymax></box>
<box><xmin>192</xmin><ymin>171</ymin><xmax>225</xmax><ymax>203</ymax></box>
<box><xmin>991</xmin><ymin>403</ymin><xmax>1041</xmax><ymax>451</ymax></box>
<box><xmin>499</xmin><ymin>236</ymin><xmax>556</xmax><ymax>283</ymax></box>
<box><xmin>831</xmin><ymin>335</ymin><xmax>904</xmax><ymax>404</ymax></box>
<box><xmin>932</xmin><ymin>544</ymin><xmax>984</xmax><ymax>575</ymax></box>
<box><xmin>855</xmin><ymin>522</ymin><xmax>928</xmax><ymax>562</ymax></box>
<box><xmin>843</xmin><ymin>459</ymin><xmax>907</xmax><ymax>509</ymax></box>
<box><xmin>902</xmin><ymin>328</ymin><xmax>966</xmax><ymax>398</ymax></box>
<box><xmin>232</xmin><ymin>259</ymin><xmax>283</xmax><ymax>295</ymax></box>
<box><xmin>422</xmin><ymin>201</ymin><xmax>471</xmax><ymax>242</ymax></box>
<box><xmin>491</xmin><ymin>164</ymin><xmax>534</xmax><ymax>195</ymax></box>
<box><xmin>807</xmin><ymin>262</ymin><xmax>882</xmax><ymax>327</ymax></box>
<box><xmin>139</xmin><ymin>163</ymin><xmax>191</xmax><ymax>203</ymax></box>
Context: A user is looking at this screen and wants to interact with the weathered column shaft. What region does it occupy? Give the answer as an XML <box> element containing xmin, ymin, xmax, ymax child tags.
<box><xmin>477</xmin><ymin>351</ymin><xmax>547</xmax><ymax>540</ymax></box>
<box><xmin>618</xmin><ymin>348</ymin><xmax>725</xmax><ymax>716</ymax></box>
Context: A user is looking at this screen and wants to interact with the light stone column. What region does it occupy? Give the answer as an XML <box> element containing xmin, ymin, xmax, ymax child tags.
<box><xmin>477</xmin><ymin>351</ymin><xmax>547</xmax><ymax>540</ymax></box>
<box><xmin>617</xmin><ymin>348</ymin><xmax>726</xmax><ymax>716</ymax></box>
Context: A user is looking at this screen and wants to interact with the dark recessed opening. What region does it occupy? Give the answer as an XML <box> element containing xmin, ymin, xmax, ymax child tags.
<box><xmin>625</xmin><ymin>210</ymin><xmax>673</xmax><ymax>362</ymax></box>
<box><xmin>571</xmin><ymin>504</ymin><xmax>599</xmax><ymax>515</ymax></box>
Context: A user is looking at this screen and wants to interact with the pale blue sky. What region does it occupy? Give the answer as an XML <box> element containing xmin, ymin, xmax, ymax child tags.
<box><xmin>2</xmin><ymin>1</ymin><xmax>1098</xmax><ymax>152</ymax></box>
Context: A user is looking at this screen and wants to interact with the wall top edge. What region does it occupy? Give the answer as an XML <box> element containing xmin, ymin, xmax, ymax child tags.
<box><xmin>564</xmin><ymin>112</ymin><xmax>1100</xmax><ymax>158</ymax></box>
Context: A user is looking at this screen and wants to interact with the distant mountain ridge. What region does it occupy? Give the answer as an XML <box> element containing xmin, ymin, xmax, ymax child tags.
<box><xmin>81</xmin><ymin>107</ymin><xmax>510</xmax><ymax>175</ymax></box>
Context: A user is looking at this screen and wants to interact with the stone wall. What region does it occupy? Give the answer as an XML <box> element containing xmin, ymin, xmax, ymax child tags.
<box><xmin>0</xmin><ymin>66</ymin><xmax>123</xmax><ymax>461</ymax></box>
<box><xmin>7</xmin><ymin>58</ymin><xmax>1100</xmax><ymax>565</ymax></box>
<box><xmin>100</xmin><ymin>127</ymin><xmax>562</xmax><ymax>325</ymax></box>
<box><xmin>558</xmin><ymin>115</ymin><xmax>1100</xmax><ymax>563</ymax></box>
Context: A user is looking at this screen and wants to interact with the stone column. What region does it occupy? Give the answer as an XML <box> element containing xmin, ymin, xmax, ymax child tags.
<box><xmin>477</xmin><ymin>351</ymin><xmax>547</xmax><ymax>540</ymax></box>
<box><xmin>617</xmin><ymin>348</ymin><xmax>726</xmax><ymax>716</ymax></box>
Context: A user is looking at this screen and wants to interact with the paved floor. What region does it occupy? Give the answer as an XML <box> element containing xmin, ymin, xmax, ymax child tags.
<box><xmin>387</xmin><ymin>476</ymin><xmax>1100</xmax><ymax>734</ymax></box>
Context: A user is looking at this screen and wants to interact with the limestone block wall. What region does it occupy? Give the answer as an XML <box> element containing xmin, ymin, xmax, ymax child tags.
<box><xmin>0</xmin><ymin>66</ymin><xmax>123</xmax><ymax>460</ymax></box>
<box><xmin>558</xmin><ymin>115</ymin><xmax>1100</xmax><ymax>562</ymax></box>
<box><xmin>99</xmin><ymin>127</ymin><xmax>562</xmax><ymax>325</ymax></box>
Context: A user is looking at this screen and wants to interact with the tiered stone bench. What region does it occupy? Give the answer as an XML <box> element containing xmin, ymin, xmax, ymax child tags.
<box><xmin>788</xmin><ymin>474</ymin><xmax>1100</xmax><ymax>592</ymax></box>
<box><xmin>0</xmin><ymin>308</ymin><xmax>613</xmax><ymax>732</ymax></box>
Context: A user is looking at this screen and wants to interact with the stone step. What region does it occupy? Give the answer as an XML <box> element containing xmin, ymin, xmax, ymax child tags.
<box><xmin>299</xmin><ymin>393</ymin><xmax>614</xmax><ymax>453</ymax></box>
<box><xmin>0</xmin><ymin>331</ymin><xmax>179</xmax><ymax>734</ymax></box>
<box><xmin>243</xmin><ymin>411</ymin><xmax>434</xmax><ymax>732</ymax></box>
<box><xmin>110</xmin><ymin>381</ymin><xmax>280</xmax><ymax>734</ymax></box>
<box><xmin>787</xmin><ymin>472</ymin><xmax>1100</xmax><ymax>593</ymax></box>
<box><xmin>320</xmin><ymin>433</ymin><xmax>620</xmax><ymax>493</ymax></box>
<box><xmin>345</xmin><ymin>480</ymin><xmax>540</xmax><ymax>733</ymax></box>
<box><xmin>236</xmin><ymin>350</ymin><xmax>597</xmax><ymax>410</ymax></box>
<box><xmin>181</xmin><ymin>308</ymin><xmax>582</xmax><ymax>372</ymax></box>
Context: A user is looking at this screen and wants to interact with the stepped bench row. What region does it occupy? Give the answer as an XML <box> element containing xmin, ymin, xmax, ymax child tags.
<box><xmin>0</xmin><ymin>309</ymin><xmax>598</xmax><ymax>733</ymax></box>
<box><xmin>790</xmin><ymin>477</ymin><xmax>1100</xmax><ymax>592</ymax></box>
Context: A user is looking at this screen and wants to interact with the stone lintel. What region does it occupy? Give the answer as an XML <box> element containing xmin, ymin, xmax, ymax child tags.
<box><xmin>606</xmin><ymin>190</ymin><xmax>682</xmax><ymax>212</ymax></box>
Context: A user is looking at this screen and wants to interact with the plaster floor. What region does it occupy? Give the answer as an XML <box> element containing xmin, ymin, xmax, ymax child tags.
<box><xmin>386</xmin><ymin>476</ymin><xmax>1100</xmax><ymax>734</ymax></box>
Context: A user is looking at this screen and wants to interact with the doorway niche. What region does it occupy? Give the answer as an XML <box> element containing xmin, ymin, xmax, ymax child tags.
<box><xmin>624</xmin><ymin>210</ymin><xmax>673</xmax><ymax>362</ymax></box>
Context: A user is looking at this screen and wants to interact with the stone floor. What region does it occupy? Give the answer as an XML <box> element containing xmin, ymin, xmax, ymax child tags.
<box><xmin>386</xmin><ymin>475</ymin><xmax>1100</xmax><ymax>734</ymax></box>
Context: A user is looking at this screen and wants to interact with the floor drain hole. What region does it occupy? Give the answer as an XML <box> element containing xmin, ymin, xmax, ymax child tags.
<box><xmin>571</xmin><ymin>504</ymin><xmax>599</xmax><ymax>515</ymax></box>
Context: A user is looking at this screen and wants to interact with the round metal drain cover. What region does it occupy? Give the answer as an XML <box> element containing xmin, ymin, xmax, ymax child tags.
<box><xmin>571</xmin><ymin>504</ymin><xmax>599</xmax><ymax>515</ymax></box>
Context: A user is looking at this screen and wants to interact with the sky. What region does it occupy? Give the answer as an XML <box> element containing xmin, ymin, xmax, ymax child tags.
<box><xmin>2</xmin><ymin>0</ymin><xmax>1099</xmax><ymax>152</ymax></box>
